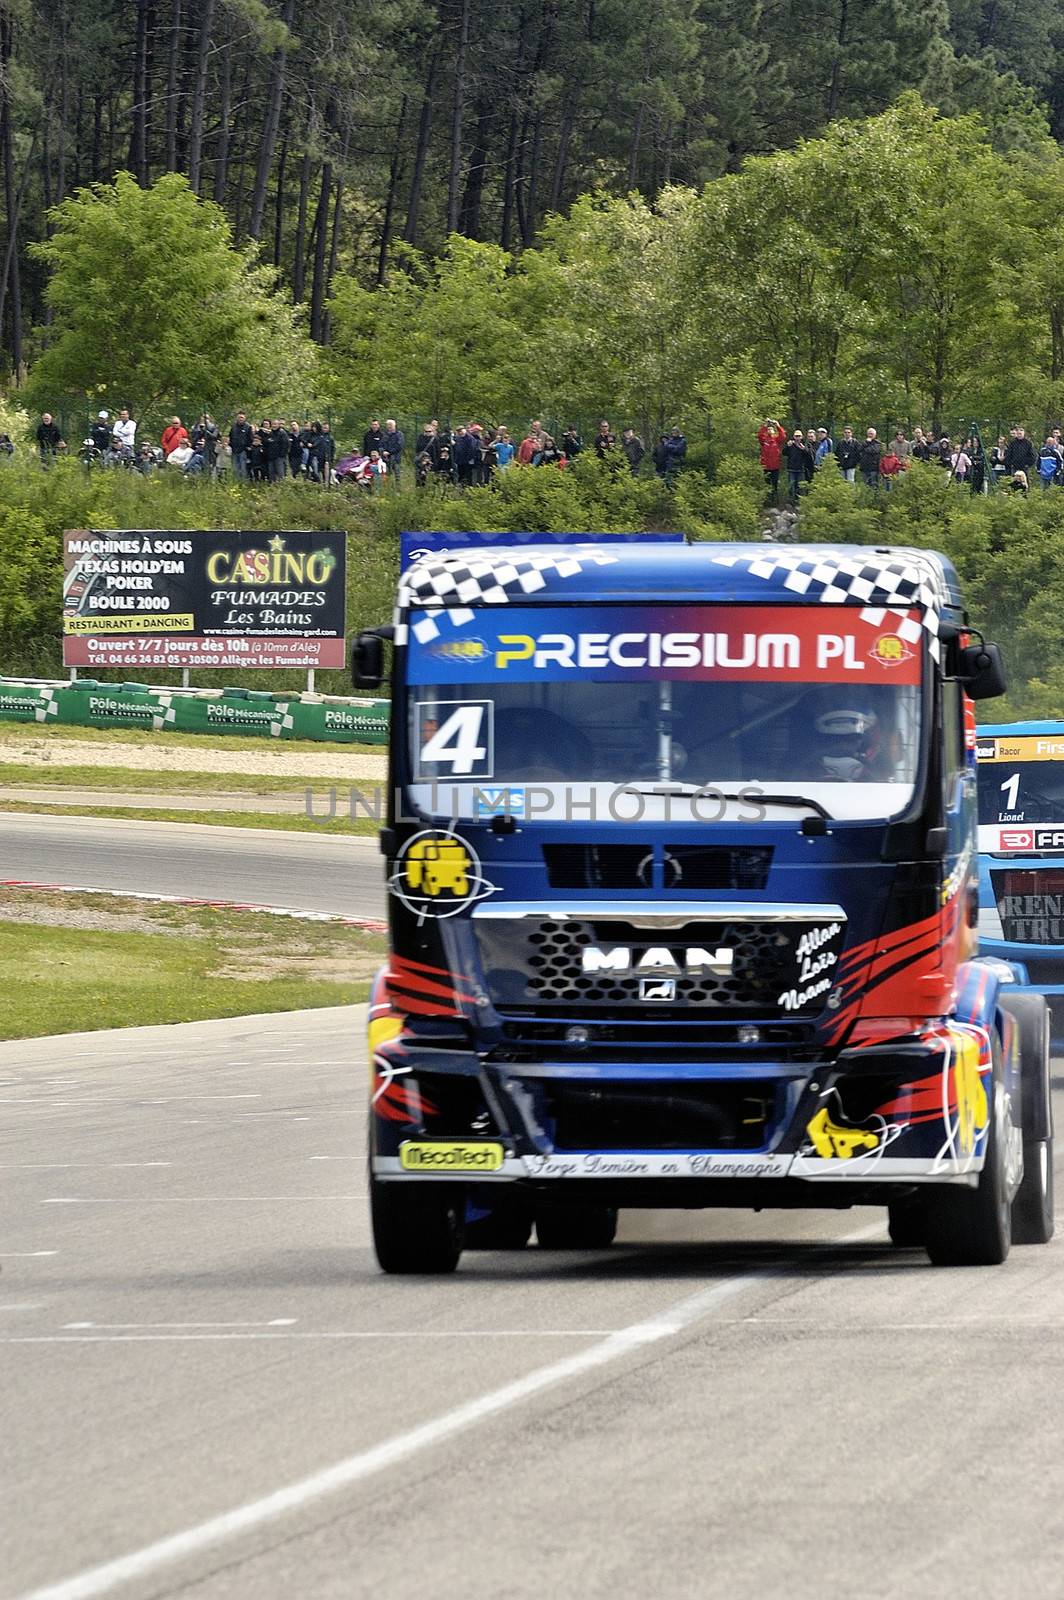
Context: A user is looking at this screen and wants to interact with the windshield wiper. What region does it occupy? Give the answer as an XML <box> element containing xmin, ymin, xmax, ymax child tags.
<box><xmin>618</xmin><ymin>784</ymin><xmax>833</xmax><ymax>821</ymax></box>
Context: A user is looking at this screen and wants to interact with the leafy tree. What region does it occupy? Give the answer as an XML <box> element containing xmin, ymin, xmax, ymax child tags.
<box><xmin>27</xmin><ymin>172</ymin><xmax>315</xmax><ymax>419</ymax></box>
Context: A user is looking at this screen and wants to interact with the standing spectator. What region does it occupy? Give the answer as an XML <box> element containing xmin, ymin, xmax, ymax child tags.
<box><xmin>758</xmin><ymin>419</ymin><xmax>784</xmax><ymax>461</ymax></box>
<box><xmin>229</xmin><ymin>413</ymin><xmax>252</xmax><ymax>479</ymax></box>
<box><xmin>814</xmin><ymin>427</ymin><xmax>834</xmax><ymax>467</ymax></box>
<box><xmin>248</xmin><ymin>430</ymin><xmax>266</xmax><ymax>481</ymax></box>
<box><xmin>453</xmin><ymin>425</ymin><xmax>479</xmax><ymax>488</ymax></box>
<box><xmin>191</xmin><ymin>414</ymin><xmax>219</xmax><ymax>475</ymax></box>
<box><xmin>653</xmin><ymin>434</ymin><xmax>670</xmax><ymax>477</ymax></box>
<box><xmin>382</xmin><ymin>418</ymin><xmax>405</xmax><ymax>484</ymax></box>
<box><xmin>480</xmin><ymin>430</ymin><xmax>499</xmax><ymax>479</ymax></box>
<box><xmin>783</xmin><ymin>430</ymin><xmax>812</xmax><ymax>499</ymax></box>
<box><xmin>287</xmin><ymin>424</ymin><xmax>305</xmax><ymax>479</ymax></box>
<box><xmin>950</xmin><ymin>442</ymin><xmax>972</xmax><ymax>483</ymax></box>
<box><xmin>415</xmin><ymin>419</ymin><xmax>438</xmax><ymax>458</ymax></box>
<box><xmin>314</xmin><ymin>421</ymin><xmax>336</xmax><ymax>485</ymax></box>
<box><xmin>270</xmin><ymin>420</ymin><xmax>289</xmax><ymax>478</ymax></box>
<box><xmin>36</xmin><ymin>412</ymin><xmax>63</xmax><ymax>465</ymax></box>
<box><xmin>594</xmin><ymin>420</ymin><xmax>617</xmax><ymax>459</ymax></box>
<box><xmin>758</xmin><ymin>421</ymin><xmax>784</xmax><ymax>498</ymax></box>
<box><xmin>934</xmin><ymin>434</ymin><xmax>952</xmax><ymax>468</ymax></box>
<box><xmin>1037</xmin><ymin>437</ymin><xmax>1063</xmax><ymax>489</ymax></box>
<box><xmin>835</xmin><ymin>426</ymin><xmax>860</xmax><ymax>482</ymax></box>
<box><xmin>536</xmin><ymin>435</ymin><xmax>564</xmax><ymax>467</ymax></box>
<box><xmin>494</xmin><ymin>428</ymin><xmax>515</xmax><ymax>469</ymax></box>
<box><xmin>622</xmin><ymin>427</ymin><xmax>645</xmax><ymax>472</ymax></box>
<box><xmin>1005</xmin><ymin>426</ymin><xmax>1036</xmax><ymax>479</ymax></box>
<box><xmin>161</xmin><ymin>415</ymin><xmax>188</xmax><ymax>456</ymax></box>
<box><xmin>470</xmin><ymin>424</ymin><xmax>488</xmax><ymax>486</ymax></box>
<box><xmin>988</xmin><ymin>435</ymin><xmax>1008</xmax><ymax>482</ymax></box>
<box><xmin>516</xmin><ymin>429</ymin><xmax>538</xmax><ymax>465</ymax></box>
<box><xmin>879</xmin><ymin>445</ymin><xmax>903</xmax><ymax>489</ymax></box>
<box><xmin>803</xmin><ymin>429</ymin><xmax>818</xmax><ymax>485</ymax></box>
<box><xmin>859</xmin><ymin>427</ymin><xmax>882</xmax><ymax>489</ymax></box>
<box><xmin>663</xmin><ymin>426</ymin><xmax>687</xmax><ymax>480</ymax></box>
<box><xmin>90</xmin><ymin>410</ymin><xmax>113</xmax><ymax>452</ymax></box>
<box><xmin>114</xmin><ymin>408</ymin><xmax>137</xmax><ymax>454</ymax></box>
<box><xmin>561</xmin><ymin>427</ymin><xmax>583</xmax><ymax>458</ymax></box>
<box><xmin>363</xmin><ymin>417</ymin><xmax>385</xmax><ymax>458</ymax></box>
<box><xmin>890</xmin><ymin>428</ymin><xmax>910</xmax><ymax>461</ymax></box>
<box><xmin>910</xmin><ymin>427</ymin><xmax>932</xmax><ymax>462</ymax></box>
<box><xmin>433</xmin><ymin>439</ymin><xmax>454</xmax><ymax>482</ymax></box>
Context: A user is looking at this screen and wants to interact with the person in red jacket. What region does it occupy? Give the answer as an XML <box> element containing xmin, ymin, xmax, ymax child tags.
<box><xmin>161</xmin><ymin>416</ymin><xmax>189</xmax><ymax>457</ymax></box>
<box><xmin>758</xmin><ymin>419</ymin><xmax>784</xmax><ymax>499</ymax></box>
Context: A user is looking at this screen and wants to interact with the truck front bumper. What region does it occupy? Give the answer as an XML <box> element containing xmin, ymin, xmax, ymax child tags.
<box><xmin>370</xmin><ymin>1021</ymin><xmax>996</xmax><ymax>1190</ymax></box>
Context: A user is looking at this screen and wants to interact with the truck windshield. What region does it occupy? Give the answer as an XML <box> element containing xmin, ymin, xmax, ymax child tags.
<box><xmin>405</xmin><ymin>603</ymin><xmax>924</xmax><ymax>821</ymax></box>
<box><xmin>976</xmin><ymin>732</ymin><xmax>1064</xmax><ymax>853</ymax></box>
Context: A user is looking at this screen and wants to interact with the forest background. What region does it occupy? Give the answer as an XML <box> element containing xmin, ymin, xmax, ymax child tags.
<box><xmin>2</xmin><ymin>2</ymin><xmax>1064</xmax><ymax>712</ymax></box>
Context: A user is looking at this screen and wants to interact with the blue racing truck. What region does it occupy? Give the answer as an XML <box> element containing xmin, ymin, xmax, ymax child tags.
<box><xmin>354</xmin><ymin>540</ymin><xmax>1053</xmax><ymax>1271</ymax></box>
<box><xmin>977</xmin><ymin>721</ymin><xmax>1064</xmax><ymax>1035</ymax></box>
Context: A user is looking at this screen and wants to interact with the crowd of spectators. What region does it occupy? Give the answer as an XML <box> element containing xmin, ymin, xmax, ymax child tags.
<box><xmin>757</xmin><ymin>419</ymin><xmax>1064</xmax><ymax>499</ymax></box>
<box><xmin>31</xmin><ymin>409</ymin><xmax>689</xmax><ymax>490</ymax></box>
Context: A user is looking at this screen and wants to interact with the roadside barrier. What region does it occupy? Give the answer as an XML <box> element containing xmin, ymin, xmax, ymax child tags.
<box><xmin>0</xmin><ymin>679</ymin><xmax>390</xmax><ymax>743</ymax></box>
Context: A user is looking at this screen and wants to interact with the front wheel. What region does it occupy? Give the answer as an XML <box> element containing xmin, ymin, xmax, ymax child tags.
<box><xmin>370</xmin><ymin>1177</ymin><xmax>465</xmax><ymax>1273</ymax></box>
<box><xmin>1003</xmin><ymin>991</ymin><xmax>1055</xmax><ymax>1245</ymax></box>
<box><xmin>535</xmin><ymin>1204</ymin><xmax>618</xmax><ymax>1250</ymax></box>
<box><xmin>887</xmin><ymin>1196</ymin><xmax>926</xmax><ymax>1248</ymax></box>
<box><xmin>924</xmin><ymin>1051</ymin><xmax>1010</xmax><ymax>1267</ymax></box>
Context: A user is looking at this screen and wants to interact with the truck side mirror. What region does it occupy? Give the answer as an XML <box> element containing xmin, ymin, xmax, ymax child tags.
<box><xmin>352</xmin><ymin>630</ymin><xmax>386</xmax><ymax>689</ymax></box>
<box><xmin>957</xmin><ymin>641</ymin><xmax>1007</xmax><ymax>701</ymax></box>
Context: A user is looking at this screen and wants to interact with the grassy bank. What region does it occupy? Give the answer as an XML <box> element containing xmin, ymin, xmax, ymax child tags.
<box><xmin>0</xmin><ymin>888</ymin><xmax>386</xmax><ymax>1039</ymax></box>
<box><xmin>0</xmin><ymin>799</ymin><xmax>378</xmax><ymax>833</ymax></box>
<box><xmin>0</xmin><ymin>721</ymin><xmax>386</xmax><ymax>760</ymax></box>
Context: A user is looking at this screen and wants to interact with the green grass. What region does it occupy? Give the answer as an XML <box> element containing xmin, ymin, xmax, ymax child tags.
<box><xmin>0</xmin><ymin>799</ymin><xmax>381</xmax><ymax>833</ymax></box>
<box><xmin>0</xmin><ymin>890</ymin><xmax>386</xmax><ymax>1039</ymax></box>
<box><xmin>0</xmin><ymin>760</ymin><xmax>385</xmax><ymax>795</ymax></box>
<box><xmin>0</xmin><ymin>720</ymin><xmax>386</xmax><ymax>759</ymax></box>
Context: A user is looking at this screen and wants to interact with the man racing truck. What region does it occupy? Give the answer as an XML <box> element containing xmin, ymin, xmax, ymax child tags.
<box><xmin>353</xmin><ymin>541</ymin><xmax>1053</xmax><ymax>1272</ymax></box>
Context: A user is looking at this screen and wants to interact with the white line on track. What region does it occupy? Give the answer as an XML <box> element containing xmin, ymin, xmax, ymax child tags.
<box><xmin>7</xmin><ymin>1329</ymin><xmax>619</xmax><ymax>1344</ymax></box>
<box><xmin>17</xmin><ymin>1221</ymin><xmax>883</xmax><ymax>1600</ymax></box>
<box><xmin>41</xmin><ymin>1196</ymin><xmax>367</xmax><ymax>1204</ymax></box>
<box><xmin>61</xmin><ymin>1319</ymin><xmax>299</xmax><ymax>1330</ymax></box>
<box><xmin>0</xmin><ymin>1250</ymin><xmax>57</xmax><ymax>1257</ymax></box>
<box><xmin>0</xmin><ymin>1163</ymin><xmax>173</xmax><ymax>1170</ymax></box>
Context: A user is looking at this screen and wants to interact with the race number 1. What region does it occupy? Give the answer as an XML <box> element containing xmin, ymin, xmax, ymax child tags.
<box><xmin>415</xmin><ymin>701</ymin><xmax>494</xmax><ymax>779</ymax></box>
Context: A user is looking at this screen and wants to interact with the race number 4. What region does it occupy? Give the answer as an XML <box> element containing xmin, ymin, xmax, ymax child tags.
<box><xmin>415</xmin><ymin>701</ymin><xmax>494</xmax><ymax>778</ymax></box>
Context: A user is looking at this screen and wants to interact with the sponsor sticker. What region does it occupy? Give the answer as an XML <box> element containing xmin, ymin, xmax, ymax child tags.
<box><xmin>399</xmin><ymin>1141</ymin><xmax>505</xmax><ymax>1172</ymax></box>
<box><xmin>1000</xmin><ymin>828</ymin><xmax>1034</xmax><ymax>850</ymax></box>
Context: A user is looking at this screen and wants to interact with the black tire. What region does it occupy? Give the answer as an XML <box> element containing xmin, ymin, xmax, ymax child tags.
<box><xmin>370</xmin><ymin>1177</ymin><xmax>465</xmax><ymax>1273</ymax></box>
<box><xmin>1003</xmin><ymin>992</ymin><xmax>1055</xmax><ymax>1245</ymax></box>
<box><xmin>887</xmin><ymin>1197</ymin><xmax>926</xmax><ymax>1248</ymax></box>
<box><xmin>924</xmin><ymin>1042</ymin><xmax>1010</xmax><ymax>1267</ymax></box>
<box><xmin>535</xmin><ymin>1204</ymin><xmax>618</xmax><ymax>1250</ymax></box>
<box><xmin>465</xmin><ymin>1203</ymin><xmax>534</xmax><ymax>1250</ymax></box>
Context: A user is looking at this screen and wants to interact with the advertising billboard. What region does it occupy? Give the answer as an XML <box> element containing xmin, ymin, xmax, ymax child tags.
<box><xmin>62</xmin><ymin>529</ymin><xmax>347</xmax><ymax>670</ymax></box>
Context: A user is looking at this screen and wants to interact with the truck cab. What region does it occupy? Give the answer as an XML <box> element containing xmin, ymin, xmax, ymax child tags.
<box><xmin>977</xmin><ymin>720</ymin><xmax>1064</xmax><ymax>1037</ymax></box>
<box><xmin>357</xmin><ymin>540</ymin><xmax>1053</xmax><ymax>1271</ymax></box>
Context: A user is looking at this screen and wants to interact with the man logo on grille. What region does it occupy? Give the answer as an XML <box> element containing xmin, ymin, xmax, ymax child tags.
<box><xmin>582</xmin><ymin>945</ymin><xmax>734</xmax><ymax>975</ymax></box>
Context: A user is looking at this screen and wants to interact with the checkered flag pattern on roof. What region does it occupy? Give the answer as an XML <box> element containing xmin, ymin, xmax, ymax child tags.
<box><xmin>710</xmin><ymin>548</ymin><xmax>948</xmax><ymax>660</ymax></box>
<box><xmin>396</xmin><ymin>547</ymin><xmax>619</xmax><ymax>644</ymax></box>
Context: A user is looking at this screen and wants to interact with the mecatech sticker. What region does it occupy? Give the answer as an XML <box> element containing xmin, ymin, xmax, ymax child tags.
<box><xmin>399</xmin><ymin>1141</ymin><xmax>505</xmax><ymax>1172</ymax></box>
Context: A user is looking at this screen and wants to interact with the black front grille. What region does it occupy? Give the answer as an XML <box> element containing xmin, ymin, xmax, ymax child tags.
<box><xmin>542</xmin><ymin>1079</ymin><xmax>776</xmax><ymax>1151</ymax></box>
<box><xmin>475</xmin><ymin>914</ymin><xmax>846</xmax><ymax>1017</ymax></box>
<box><xmin>542</xmin><ymin>845</ymin><xmax>648</xmax><ymax>889</ymax></box>
<box><xmin>541</xmin><ymin>844</ymin><xmax>772</xmax><ymax>891</ymax></box>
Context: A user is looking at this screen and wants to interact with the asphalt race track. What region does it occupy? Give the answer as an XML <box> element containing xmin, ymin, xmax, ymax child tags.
<box><xmin>4</xmin><ymin>1007</ymin><xmax>1064</xmax><ymax>1600</ymax></box>
<box><xmin>0</xmin><ymin>815</ymin><xmax>387</xmax><ymax>921</ymax></box>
